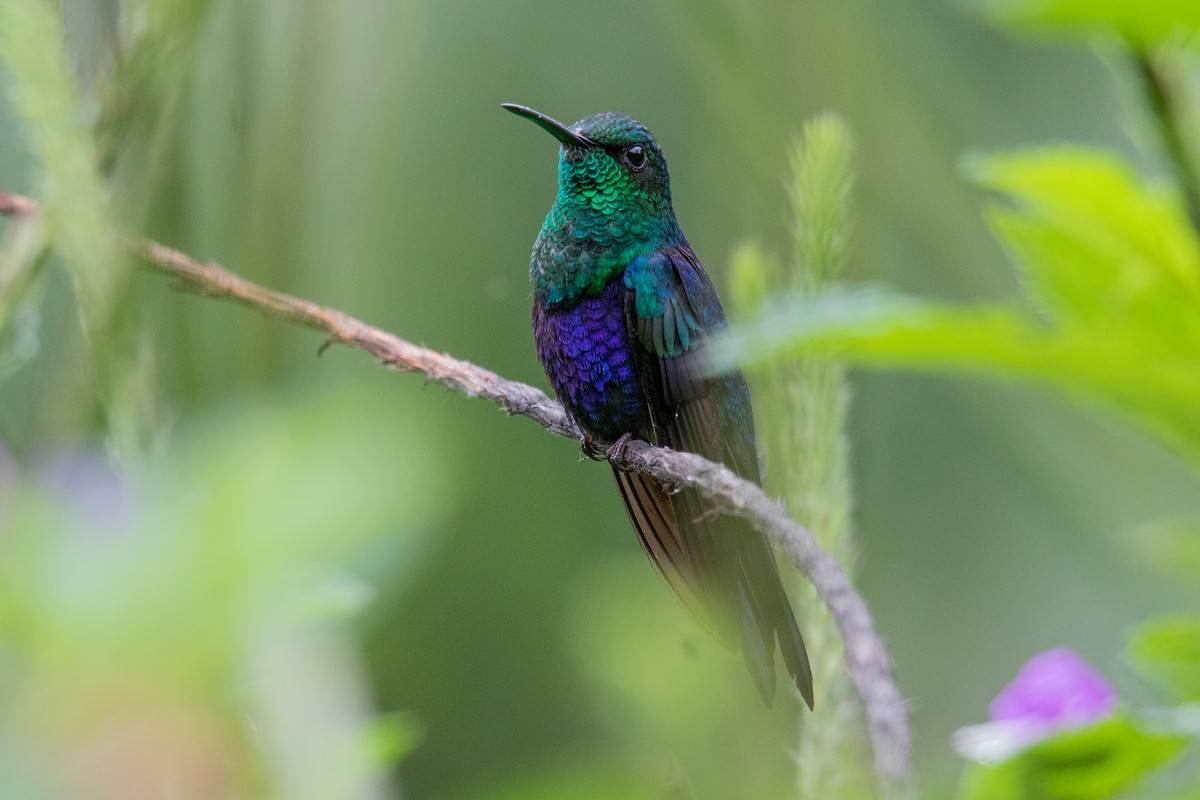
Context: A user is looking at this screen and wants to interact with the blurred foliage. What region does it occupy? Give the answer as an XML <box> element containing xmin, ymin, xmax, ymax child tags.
<box><xmin>1131</xmin><ymin>515</ymin><xmax>1200</xmax><ymax>583</ymax></box>
<box><xmin>715</xmin><ymin>146</ymin><xmax>1200</xmax><ymax>466</ymax></box>
<box><xmin>1128</xmin><ymin>615</ymin><xmax>1200</xmax><ymax>702</ymax></box>
<box><xmin>3</xmin><ymin>0</ymin><xmax>1200</xmax><ymax>798</ymax></box>
<box><xmin>0</xmin><ymin>1</ymin><xmax>141</xmax><ymax>456</ymax></box>
<box><xmin>0</xmin><ymin>385</ymin><xmax>446</xmax><ymax>799</ymax></box>
<box><xmin>975</xmin><ymin>0</ymin><xmax>1200</xmax><ymax>49</ymax></box>
<box><xmin>720</xmin><ymin>2</ymin><xmax>1200</xmax><ymax>797</ymax></box>
<box><xmin>959</xmin><ymin>716</ymin><xmax>1185</xmax><ymax>800</ymax></box>
<box><xmin>0</xmin><ymin>1</ymin><xmax>125</xmax><ymax>324</ymax></box>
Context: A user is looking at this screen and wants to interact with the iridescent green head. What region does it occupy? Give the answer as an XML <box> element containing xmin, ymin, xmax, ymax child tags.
<box><xmin>504</xmin><ymin>104</ymin><xmax>683</xmax><ymax>306</ymax></box>
<box><xmin>503</xmin><ymin>104</ymin><xmax>673</xmax><ymax>221</ymax></box>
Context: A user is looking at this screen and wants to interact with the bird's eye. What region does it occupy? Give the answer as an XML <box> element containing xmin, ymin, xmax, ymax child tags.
<box><xmin>624</xmin><ymin>144</ymin><xmax>647</xmax><ymax>171</ymax></box>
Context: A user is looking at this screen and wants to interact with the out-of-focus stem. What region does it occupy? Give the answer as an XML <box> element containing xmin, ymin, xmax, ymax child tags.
<box><xmin>0</xmin><ymin>0</ymin><xmax>151</xmax><ymax>460</ymax></box>
<box><xmin>1135</xmin><ymin>50</ymin><xmax>1200</xmax><ymax>234</ymax></box>
<box><xmin>783</xmin><ymin>116</ymin><xmax>872</xmax><ymax>799</ymax></box>
<box><xmin>731</xmin><ymin>115</ymin><xmax>910</xmax><ymax>798</ymax></box>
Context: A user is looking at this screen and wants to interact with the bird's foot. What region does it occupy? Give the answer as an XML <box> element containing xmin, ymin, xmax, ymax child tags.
<box><xmin>580</xmin><ymin>433</ymin><xmax>607</xmax><ymax>461</ymax></box>
<box><xmin>582</xmin><ymin>432</ymin><xmax>636</xmax><ymax>467</ymax></box>
<box><xmin>605</xmin><ymin>432</ymin><xmax>635</xmax><ymax>467</ymax></box>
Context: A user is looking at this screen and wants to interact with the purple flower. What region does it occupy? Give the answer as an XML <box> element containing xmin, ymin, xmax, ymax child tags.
<box><xmin>990</xmin><ymin>647</ymin><xmax>1116</xmax><ymax>731</ymax></box>
<box><xmin>954</xmin><ymin>648</ymin><xmax>1117</xmax><ymax>763</ymax></box>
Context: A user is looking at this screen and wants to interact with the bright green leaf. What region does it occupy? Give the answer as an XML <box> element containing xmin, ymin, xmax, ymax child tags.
<box><xmin>975</xmin><ymin>0</ymin><xmax>1200</xmax><ymax>48</ymax></box>
<box><xmin>1128</xmin><ymin>615</ymin><xmax>1200</xmax><ymax>701</ymax></box>
<box><xmin>969</xmin><ymin>147</ymin><xmax>1200</xmax><ymax>352</ymax></box>
<box><xmin>720</xmin><ymin>144</ymin><xmax>1200</xmax><ymax>468</ymax></box>
<box><xmin>959</xmin><ymin>715</ymin><xmax>1186</xmax><ymax>800</ymax></box>
<box><xmin>714</xmin><ymin>286</ymin><xmax>1200</xmax><ymax>464</ymax></box>
<box><xmin>361</xmin><ymin>712</ymin><xmax>424</xmax><ymax>765</ymax></box>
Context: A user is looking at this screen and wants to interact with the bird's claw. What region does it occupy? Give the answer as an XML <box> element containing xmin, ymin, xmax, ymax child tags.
<box><xmin>580</xmin><ymin>433</ymin><xmax>607</xmax><ymax>461</ymax></box>
<box><xmin>606</xmin><ymin>433</ymin><xmax>635</xmax><ymax>470</ymax></box>
<box><xmin>581</xmin><ymin>432</ymin><xmax>636</xmax><ymax>468</ymax></box>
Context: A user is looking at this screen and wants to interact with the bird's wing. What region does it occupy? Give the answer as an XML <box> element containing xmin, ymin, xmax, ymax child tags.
<box><xmin>620</xmin><ymin>244</ymin><xmax>813</xmax><ymax>708</ymax></box>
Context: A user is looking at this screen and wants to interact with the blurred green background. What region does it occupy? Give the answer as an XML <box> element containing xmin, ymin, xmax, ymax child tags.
<box><xmin>1</xmin><ymin>1</ymin><xmax>1197</xmax><ymax>798</ymax></box>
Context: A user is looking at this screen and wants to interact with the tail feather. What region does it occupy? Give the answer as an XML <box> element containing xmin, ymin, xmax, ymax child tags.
<box><xmin>612</xmin><ymin>468</ymin><xmax>718</xmax><ymax>640</ymax></box>
<box><xmin>615</xmin><ymin>466</ymin><xmax>814</xmax><ymax>708</ymax></box>
<box><xmin>772</xmin><ymin>566</ymin><xmax>815</xmax><ymax>709</ymax></box>
<box><xmin>728</xmin><ymin>510</ymin><xmax>814</xmax><ymax>709</ymax></box>
<box><xmin>736</xmin><ymin>581</ymin><xmax>777</xmax><ymax>705</ymax></box>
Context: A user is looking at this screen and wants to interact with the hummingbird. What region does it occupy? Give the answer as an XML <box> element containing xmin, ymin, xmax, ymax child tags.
<box><xmin>504</xmin><ymin>104</ymin><xmax>813</xmax><ymax>709</ymax></box>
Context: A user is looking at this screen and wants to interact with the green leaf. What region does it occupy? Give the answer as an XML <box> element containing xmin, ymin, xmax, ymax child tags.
<box><xmin>719</xmin><ymin>145</ymin><xmax>1200</xmax><ymax>467</ymax></box>
<box><xmin>959</xmin><ymin>716</ymin><xmax>1186</xmax><ymax>800</ymax></box>
<box><xmin>976</xmin><ymin>0</ymin><xmax>1200</xmax><ymax>48</ymax></box>
<box><xmin>714</xmin><ymin>286</ymin><xmax>1200</xmax><ymax>464</ymax></box>
<box><xmin>969</xmin><ymin>147</ymin><xmax>1200</xmax><ymax>354</ymax></box>
<box><xmin>1128</xmin><ymin>615</ymin><xmax>1200</xmax><ymax>701</ymax></box>
<box><xmin>360</xmin><ymin>712</ymin><xmax>424</xmax><ymax>765</ymax></box>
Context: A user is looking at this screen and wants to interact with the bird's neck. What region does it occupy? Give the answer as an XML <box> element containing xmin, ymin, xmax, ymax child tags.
<box><xmin>531</xmin><ymin>197</ymin><xmax>682</xmax><ymax>310</ymax></box>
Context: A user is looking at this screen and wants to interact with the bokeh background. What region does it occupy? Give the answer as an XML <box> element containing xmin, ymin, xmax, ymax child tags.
<box><xmin>1</xmin><ymin>1</ymin><xmax>1197</xmax><ymax>798</ymax></box>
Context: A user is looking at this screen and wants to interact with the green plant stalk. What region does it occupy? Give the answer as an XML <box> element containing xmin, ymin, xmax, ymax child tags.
<box><xmin>0</xmin><ymin>211</ymin><xmax>49</xmax><ymax>333</ymax></box>
<box><xmin>785</xmin><ymin>115</ymin><xmax>869</xmax><ymax>799</ymax></box>
<box><xmin>0</xmin><ymin>1</ymin><xmax>157</xmax><ymax>459</ymax></box>
<box><xmin>0</xmin><ymin>0</ymin><xmax>126</xmax><ymax>328</ymax></box>
<box><xmin>732</xmin><ymin>114</ymin><xmax>871</xmax><ymax>796</ymax></box>
<box><xmin>0</xmin><ymin>211</ymin><xmax>50</xmax><ymax>381</ymax></box>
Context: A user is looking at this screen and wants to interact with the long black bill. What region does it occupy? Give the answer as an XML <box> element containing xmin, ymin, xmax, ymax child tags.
<box><xmin>501</xmin><ymin>103</ymin><xmax>596</xmax><ymax>148</ymax></box>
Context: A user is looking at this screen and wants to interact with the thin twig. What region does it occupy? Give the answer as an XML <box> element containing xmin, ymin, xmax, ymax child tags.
<box><xmin>0</xmin><ymin>191</ymin><xmax>912</xmax><ymax>793</ymax></box>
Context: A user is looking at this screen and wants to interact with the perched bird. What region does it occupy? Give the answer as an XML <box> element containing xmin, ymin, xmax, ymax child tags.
<box><xmin>504</xmin><ymin>104</ymin><xmax>813</xmax><ymax>708</ymax></box>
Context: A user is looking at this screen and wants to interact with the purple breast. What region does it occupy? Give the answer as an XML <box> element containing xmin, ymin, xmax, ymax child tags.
<box><xmin>533</xmin><ymin>281</ymin><xmax>650</xmax><ymax>440</ymax></box>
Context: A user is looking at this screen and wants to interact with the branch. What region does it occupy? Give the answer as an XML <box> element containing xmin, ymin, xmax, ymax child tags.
<box><xmin>1</xmin><ymin>191</ymin><xmax>912</xmax><ymax>794</ymax></box>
